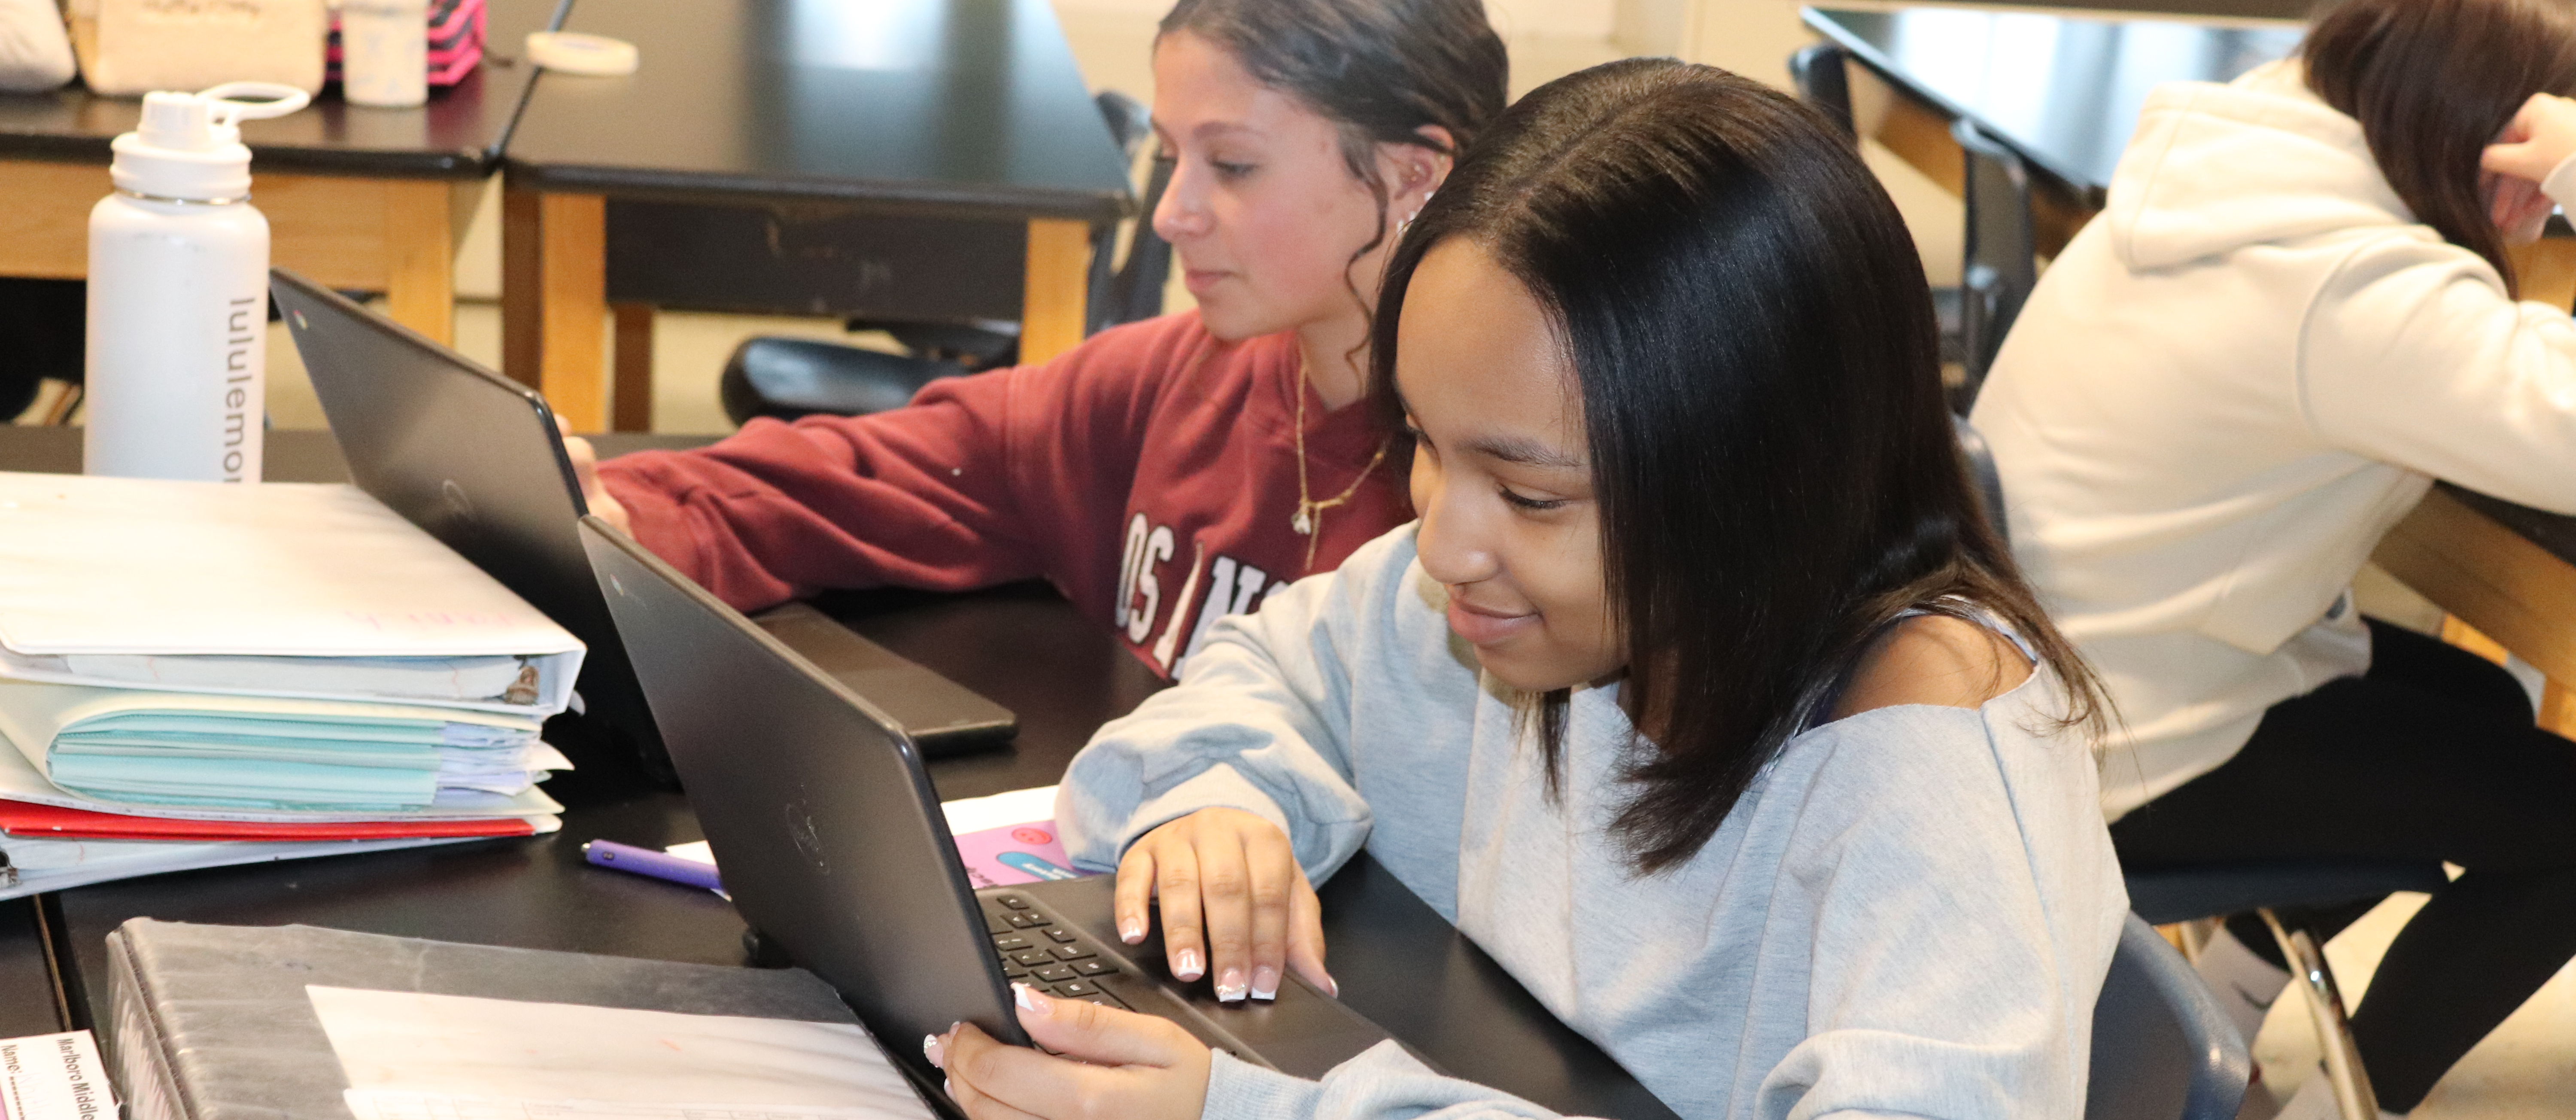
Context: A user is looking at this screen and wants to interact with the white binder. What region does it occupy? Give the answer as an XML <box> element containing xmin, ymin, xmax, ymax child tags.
<box><xmin>0</xmin><ymin>472</ymin><xmax>584</xmax><ymax>716</ymax></box>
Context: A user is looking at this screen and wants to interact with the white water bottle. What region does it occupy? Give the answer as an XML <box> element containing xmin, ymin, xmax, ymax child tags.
<box><xmin>341</xmin><ymin>0</ymin><xmax>429</xmax><ymax>109</ymax></box>
<box><xmin>85</xmin><ymin>82</ymin><xmax>310</xmax><ymax>483</ymax></box>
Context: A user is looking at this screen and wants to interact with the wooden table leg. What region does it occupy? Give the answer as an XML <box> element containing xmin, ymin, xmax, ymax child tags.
<box><xmin>381</xmin><ymin>179</ymin><xmax>464</xmax><ymax>346</ymax></box>
<box><xmin>2505</xmin><ymin>235</ymin><xmax>2576</xmax><ymax>313</ymax></box>
<box><xmin>2378</xmin><ymin>490</ymin><xmax>2576</xmax><ymax>739</ymax></box>
<box><xmin>611</xmin><ymin>301</ymin><xmax>654</xmax><ymax>432</ymax></box>
<box><xmin>502</xmin><ymin>188</ymin><xmax>608</xmax><ymax>431</ymax></box>
<box><xmin>1020</xmin><ymin>218</ymin><xmax>1091</xmax><ymax>366</ymax></box>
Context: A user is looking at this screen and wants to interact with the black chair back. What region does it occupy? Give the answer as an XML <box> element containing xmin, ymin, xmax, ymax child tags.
<box><xmin>1954</xmin><ymin>118</ymin><xmax>2036</xmax><ymax>411</ymax></box>
<box><xmin>1094</xmin><ymin>154</ymin><xmax>1175</xmax><ymax>334</ymax></box>
<box><xmin>1788</xmin><ymin>43</ymin><xmax>1855</xmax><ymax>139</ymax></box>
<box><xmin>1952</xmin><ymin>415</ymin><xmax>2008</xmax><ymax>544</ymax></box>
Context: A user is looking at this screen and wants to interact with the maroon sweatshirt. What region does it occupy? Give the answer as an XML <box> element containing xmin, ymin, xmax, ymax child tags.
<box><xmin>598</xmin><ymin>313</ymin><xmax>1408</xmax><ymax>677</ymax></box>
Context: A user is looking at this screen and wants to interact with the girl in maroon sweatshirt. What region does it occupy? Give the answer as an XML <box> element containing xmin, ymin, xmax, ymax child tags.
<box><xmin>578</xmin><ymin>0</ymin><xmax>1507</xmax><ymax>678</ymax></box>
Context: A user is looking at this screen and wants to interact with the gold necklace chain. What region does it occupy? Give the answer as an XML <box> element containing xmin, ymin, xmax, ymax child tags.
<box><xmin>1291</xmin><ymin>361</ymin><xmax>1392</xmax><ymax>570</ymax></box>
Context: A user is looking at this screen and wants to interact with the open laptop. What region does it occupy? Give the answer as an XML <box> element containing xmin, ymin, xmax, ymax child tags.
<box><xmin>269</xmin><ymin>269</ymin><xmax>1016</xmax><ymax>777</ymax></box>
<box><xmin>579</xmin><ymin>515</ymin><xmax>1403</xmax><ymax>1087</ymax></box>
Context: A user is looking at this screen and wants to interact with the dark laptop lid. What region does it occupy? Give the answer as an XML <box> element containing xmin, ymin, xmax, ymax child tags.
<box><xmin>580</xmin><ymin>515</ymin><xmax>1030</xmax><ymax>1057</ymax></box>
<box><xmin>270</xmin><ymin>269</ymin><xmax>673</xmax><ymax>780</ymax></box>
<box><xmin>273</xmin><ymin>268</ymin><xmax>1015</xmax><ymax>761</ymax></box>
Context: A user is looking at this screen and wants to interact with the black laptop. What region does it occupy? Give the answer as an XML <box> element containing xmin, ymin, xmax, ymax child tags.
<box><xmin>269</xmin><ymin>269</ymin><xmax>1015</xmax><ymax>779</ymax></box>
<box><xmin>579</xmin><ymin>515</ymin><xmax>1404</xmax><ymax>1086</ymax></box>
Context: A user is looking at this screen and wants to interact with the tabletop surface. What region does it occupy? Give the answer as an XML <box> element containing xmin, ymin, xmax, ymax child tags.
<box><xmin>0</xmin><ymin>428</ymin><xmax>1674</xmax><ymax>1117</ymax></box>
<box><xmin>0</xmin><ymin>427</ymin><xmax>1163</xmax><ymax>1032</ymax></box>
<box><xmin>505</xmin><ymin>0</ymin><xmax>1131</xmax><ymax>221</ymax></box>
<box><xmin>0</xmin><ymin>0</ymin><xmax>563</xmax><ymax>178</ymax></box>
<box><xmin>1806</xmin><ymin>6</ymin><xmax>2302</xmax><ymax>199</ymax></box>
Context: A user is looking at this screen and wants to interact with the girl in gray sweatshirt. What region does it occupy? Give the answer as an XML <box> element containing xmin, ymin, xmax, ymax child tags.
<box><xmin>925</xmin><ymin>58</ymin><xmax>2128</xmax><ymax>1120</ymax></box>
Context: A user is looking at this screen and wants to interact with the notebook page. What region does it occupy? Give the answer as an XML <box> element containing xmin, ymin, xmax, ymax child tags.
<box><xmin>308</xmin><ymin>987</ymin><xmax>931</xmax><ymax>1120</ymax></box>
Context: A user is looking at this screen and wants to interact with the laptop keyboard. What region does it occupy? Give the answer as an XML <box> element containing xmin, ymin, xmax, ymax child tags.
<box><xmin>981</xmin><ymin>892</ymin><xmax>1133</xmax><ymax>1010</ymax></box>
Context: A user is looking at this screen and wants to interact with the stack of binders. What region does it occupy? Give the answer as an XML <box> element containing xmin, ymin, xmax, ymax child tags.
<box><xmin>0</xmin><ymin>471</ymin><xmax>586</xmax><ymax>898</ymax></box>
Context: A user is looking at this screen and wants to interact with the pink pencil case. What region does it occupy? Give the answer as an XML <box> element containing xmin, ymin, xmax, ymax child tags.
<box><xmin>326</xmin><ymin>0</ymin><xmax>485</xmax><ymax>89</ymax></box>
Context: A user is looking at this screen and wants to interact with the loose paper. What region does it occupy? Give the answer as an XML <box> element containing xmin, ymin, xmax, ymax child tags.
<box><xmin>0</xmin><ymin>1031</ymin><xmax>115</xmax><ymax>1120</ymax></box>
<box><xmin>307</xmin><ymin>987</ymin><xmax>930</xmax><ymax>1120</ymax></box>
<box><xmin>343</xmin><ymin>1093</ymin><xmax>912</xmax><ymax>1120</ymax></box>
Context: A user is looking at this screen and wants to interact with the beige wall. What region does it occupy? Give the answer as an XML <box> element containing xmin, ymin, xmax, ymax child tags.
<box><xmin>1046</xmin><ymin>0</ymin><xmax>1965</xmax><ymax>286</ymax></box>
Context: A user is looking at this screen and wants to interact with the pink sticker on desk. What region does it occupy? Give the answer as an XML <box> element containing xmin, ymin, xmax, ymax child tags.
<box><xmin>954</xmin><ymin>821</ymin><xmax>1087</xmax><ymax>888</ymax></box>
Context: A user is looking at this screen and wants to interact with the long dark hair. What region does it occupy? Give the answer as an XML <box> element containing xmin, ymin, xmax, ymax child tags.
<box><xmin>1371</xmin><ymin>59</ymin><xmax>2105</xmax><ymax>874</ymax></box>
<box><xmin>1160</xmin><ymin>0</ymin><xmax>1508</xmax><ymax>315</ymax></box>
<box><xmin>2304</xmin><ymin>0</ymin><xmax>2576</xmax><ymax>297</ymax></box>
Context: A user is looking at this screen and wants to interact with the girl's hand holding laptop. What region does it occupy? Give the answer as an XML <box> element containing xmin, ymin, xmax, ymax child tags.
<box><xmin>930</xmin><ymin>983</ymin><xmax>1214</xmax><ymax>1120</ymax></box>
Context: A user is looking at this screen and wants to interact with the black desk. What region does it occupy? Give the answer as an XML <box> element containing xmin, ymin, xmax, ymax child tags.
<box><xmin>1927</xmin><ymin>0</ymin><xmax>2310</xmax><ymax>22</ymax></box>
<box><xmin>0</xmin><ymin>0</ymin><xmax>566</xmax><ymax>349</ymax></box>
<box><xmin>0</xmin><ymin>429</ymin><xmax>1668</xmax><ymax>1118</ymax></box>
<box><xmin>1805</xmin><ymin>6</ymin><xmax>2298</xmax><ymax>207</ymax></box>
<box><xmin>0</xmin><ymin>429</ymin><xmax>1154</xmax><ymax>1033</ymax></box>
<box><xmin>496</xmin><ymin>0</ymin><xmax>1133</xmax><ymax>432</ymax></box>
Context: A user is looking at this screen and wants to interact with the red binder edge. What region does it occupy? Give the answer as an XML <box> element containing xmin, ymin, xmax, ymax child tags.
<box><xmin>0</xmin><ymin>799</ymin><xmax>537</xmax><ymax>841</ymax></box>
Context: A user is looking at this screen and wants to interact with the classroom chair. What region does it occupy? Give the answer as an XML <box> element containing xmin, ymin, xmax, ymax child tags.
<box><xmin>717</xmin><ymin>91</ymin><xmax>1175</xmax><ymax>424</ymax></box>
<box><xmin>1953</xmin><ymin>415</ymin><xmax>2007</xmax><ymax>542</ymax></box>
<box><xmin>2088</xmin><ymin>912</ymin><xmax>2253</xmax><ymax>1120</ymax></box>
<box><xmin>1787</xmin><ymin>43</ymin><xmax>1854</xmax><ymax>138</ymax></box>
<box><xmin>2126</xmin><ymin>860</ymin><xmax>2451</xmax><ymax>1120</ymax></box>
<box><xmin>1953</xmin><ymin>118</ymin><xmax>2036</xmax><ymax>413</ymax></box>
<box><xmin>1786</xmin><ymin>43</ymin><xmax>1971</xmax><ymax>391</ymax></box>
<box><xmin>1970</xmin><ymin>422</ymin><xmax>2426</xmax><ymax>1120</ymax></box>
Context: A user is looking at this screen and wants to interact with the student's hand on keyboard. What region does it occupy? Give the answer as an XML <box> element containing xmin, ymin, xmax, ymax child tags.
<box><xmin>558</xmin><ymin>426</ymin><xmax>633</xmax><ymax>534</ymax></box>
<box><xmin>1116</xmin><ymin>807</ymin><xmax>1334</xmax><ymax>1003</ymax></box>
<box><xmin>927</xmin><ymin>982</ymin><xmax>1209</xmax><ymax>1120</ymax></box>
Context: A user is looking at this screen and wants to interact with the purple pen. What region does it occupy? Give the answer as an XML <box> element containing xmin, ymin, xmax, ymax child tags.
<box><xmin>583</xmin><ymin>839</ymin><xmax>724</xmax><ymax>892</ymax></box>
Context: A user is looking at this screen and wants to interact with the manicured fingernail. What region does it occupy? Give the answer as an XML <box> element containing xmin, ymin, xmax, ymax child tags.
<box><xmin>1012</xmin><ymin>982</ymin><xmax>1053</xmax><ymax>1016</ymax></box>
<box><xmin>1174</xmin><ymin>947</ymin><xmax>1203</xmax><ymax>980</ymax></box>
<box><xmin>1250</xmin><ymin>966</ymin><xmax>1279</xmax><ymax>1001</ymax></box>
<box><xmin>1323</xmin><ymin>971</ymin><xmax>1340</xmax><ymax>998</ymax></box>
<box><xmin>1119</xmin><ymin>917</ymin><xmax>1145</xmax><ymax>943</ymax></box>
<box><xmin>922</xmin><ymin>1033</ymin><xmax>945</xmax><ymax>1067</ymax></box>
<box><xmin>1216</xmin><ymin>967</ymin><xmax>1247</xmax><ymax>1002</ymax></box>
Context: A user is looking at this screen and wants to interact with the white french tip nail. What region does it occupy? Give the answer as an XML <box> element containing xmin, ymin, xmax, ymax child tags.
<box><xmin>1119</xmin><ymin>919</ymin><xmax>1145</xmax><ymax>943</ymax></box>
<box><xmin>1175</xmin><ymin>948</ymin><xmax>1203</xmax><ymax>980</ymax></box>
<box><xmin>922</xmin><ymin>1033</ymin><xmax>942</xmax><ymax>1067</ymax></box>
<box><xmin>1012</xmin><ymin>982</ymin><xmax>1046</xmax><ymax>1013</ymax></box>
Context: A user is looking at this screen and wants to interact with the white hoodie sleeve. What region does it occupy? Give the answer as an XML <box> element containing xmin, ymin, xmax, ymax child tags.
<box><xmin>2299</xmin><ymin>213</ymin><xmax>2576</xmax><ymax>514</ymax></box>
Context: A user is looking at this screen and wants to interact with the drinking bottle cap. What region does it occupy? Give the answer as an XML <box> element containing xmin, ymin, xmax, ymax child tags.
<box><xmin>110</xmin><ymin>82</ymin><xmax>310</xmax><ymax>202</ymax></box>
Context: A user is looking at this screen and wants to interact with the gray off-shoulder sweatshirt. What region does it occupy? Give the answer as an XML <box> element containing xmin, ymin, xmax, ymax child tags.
<box><xmin>1054</xmin><ymin>524</ymin><xmax>2126</xmax><ymax>1120</ymax></box>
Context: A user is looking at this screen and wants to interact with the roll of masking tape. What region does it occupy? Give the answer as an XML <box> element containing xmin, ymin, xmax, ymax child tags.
<box><xmin>526</xmin><ymin>32</ymin><xmax>639</xmax><ymax>76</ymax></box>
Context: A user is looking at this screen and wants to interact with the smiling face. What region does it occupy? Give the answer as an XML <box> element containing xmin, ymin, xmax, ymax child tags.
<box><xmin>1148</xmin><ymin>32</ymin><xmax>1433</xmax><ymax>342</ymax></box>
<box><xmin>1396</xmin><ymin>238</ymin><xmax>1619</xmax><ymax>692</ymax></box>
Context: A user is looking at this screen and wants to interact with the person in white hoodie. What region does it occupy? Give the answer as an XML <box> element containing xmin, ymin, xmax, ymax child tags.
<box><xmin>1970</xmin><ymin>0</ymin><xmax>2576</xmax><ymax>1114</ymax></box>
<box><xmin>922</xmin><ymin>59</ymin><xmax>2128</xmax><ymax>1120</ymax></box>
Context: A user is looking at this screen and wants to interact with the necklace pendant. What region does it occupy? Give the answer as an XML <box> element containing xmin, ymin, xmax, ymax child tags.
<box><xmin>1291</xmin><ymin>508</ymin><xmax>1313</xmax><ymax>536</ymax></box>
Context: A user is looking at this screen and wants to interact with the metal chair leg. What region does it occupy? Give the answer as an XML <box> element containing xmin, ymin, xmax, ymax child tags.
<box><xmin>2259</xmin><ymin>909</ymin><xmax>2381</xmax><ymax>1120</ymax></box>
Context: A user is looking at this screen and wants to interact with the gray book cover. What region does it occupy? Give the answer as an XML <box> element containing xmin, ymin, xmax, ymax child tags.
<box><xmin>103</xmin><ymin>919</ymin><xmax>871</xmax><ymax>1120</ymax></box>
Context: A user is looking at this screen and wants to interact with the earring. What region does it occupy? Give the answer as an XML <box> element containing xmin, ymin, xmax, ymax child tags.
<box><xmin>1397</xmin><ymin>189</ymin><xmax>1434</xmax><ymax>235</ymax></box>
